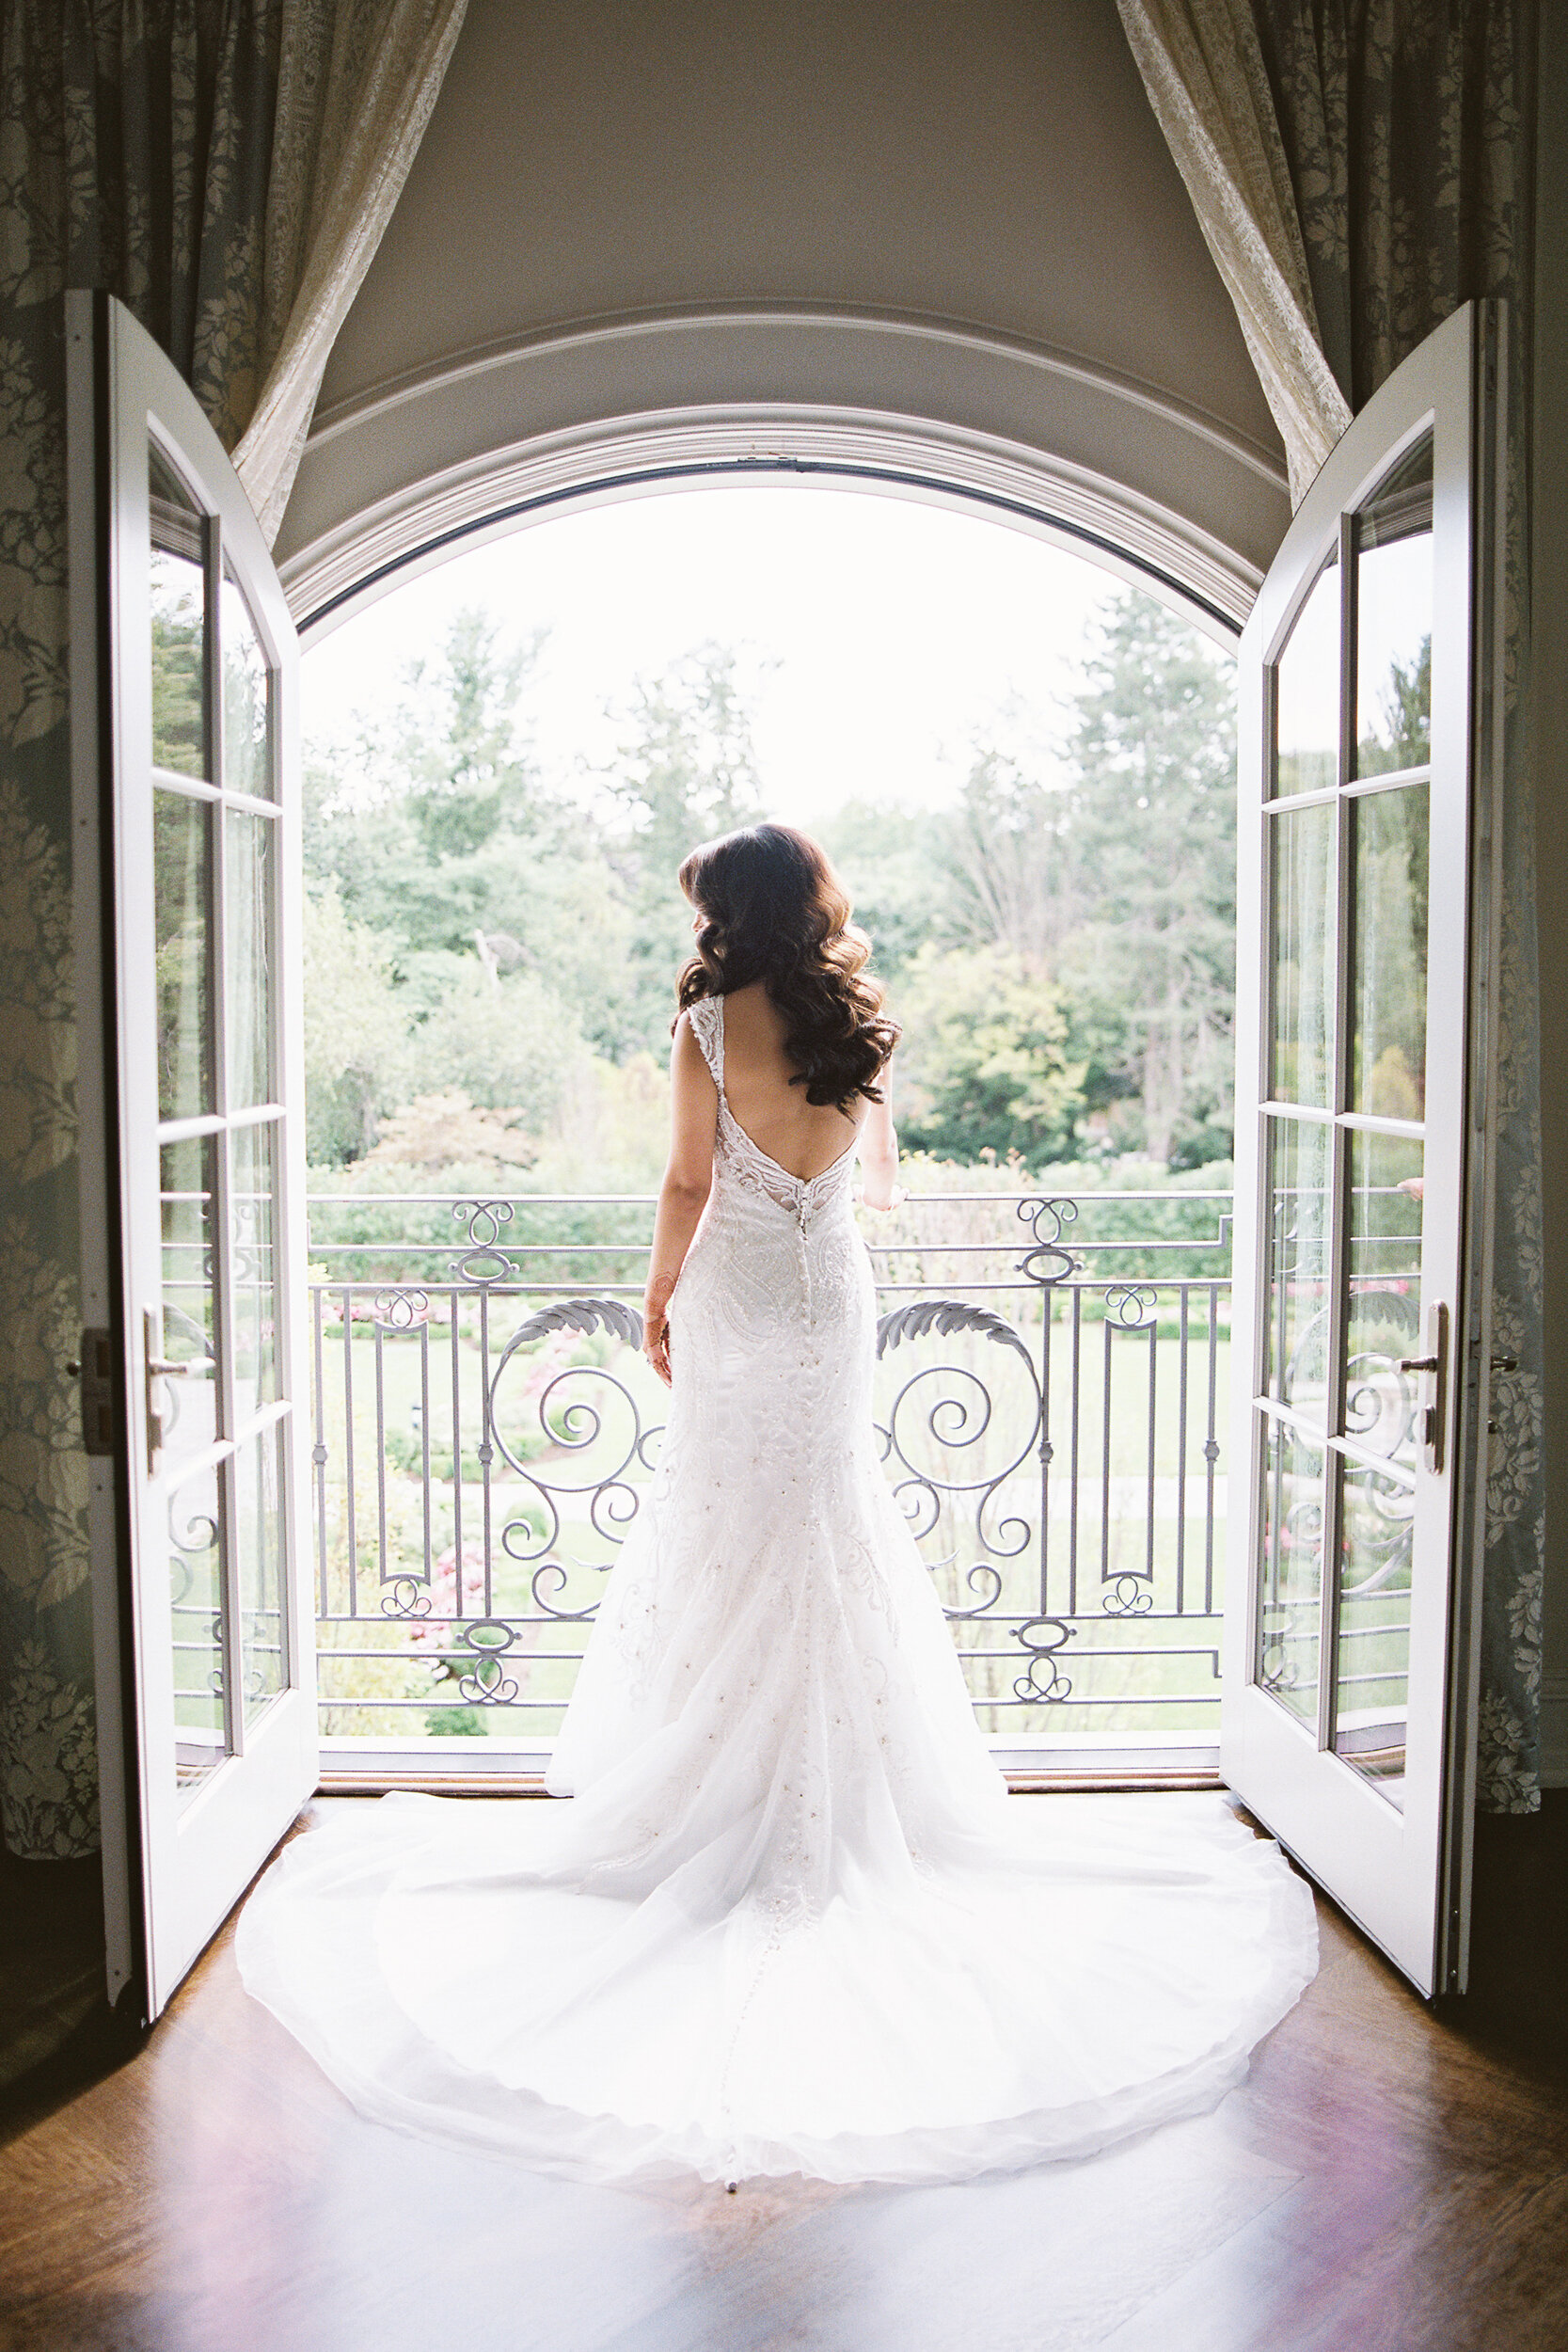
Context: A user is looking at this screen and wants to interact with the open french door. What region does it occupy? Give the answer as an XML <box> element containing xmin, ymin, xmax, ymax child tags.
<box><xmin>67</xmin><ymin>294</ymin><xmax>317</xmax><ymax>2022</ymax></box>
<box><xmin>1224</xmin><ymin>302</ymin><xmax>1505</xmax><ymax>1997</ymax></box>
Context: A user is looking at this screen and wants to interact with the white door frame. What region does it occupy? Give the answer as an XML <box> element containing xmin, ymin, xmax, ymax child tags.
<box><xmin>68</xmin><ymin>292</ymin><xmax>317</xmax><ymax>2021</ymax></box>
<box><xmin>1223</xmin><ymin>301</ymin><xmax>1505</xmax><ymax>1996</ymax></box>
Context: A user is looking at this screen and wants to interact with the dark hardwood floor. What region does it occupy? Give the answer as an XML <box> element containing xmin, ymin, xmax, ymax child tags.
<box><xmin>3</xmin><ymin>1797</ymin><xmax>1567</xmax><ymax>2352</ymax></box>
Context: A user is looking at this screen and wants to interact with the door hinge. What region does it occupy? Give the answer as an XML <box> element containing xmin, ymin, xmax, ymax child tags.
<box><xmin>69</xmin><ymin>1328</ymin><xmax>116</xmax><ymax>1455</ymax></box>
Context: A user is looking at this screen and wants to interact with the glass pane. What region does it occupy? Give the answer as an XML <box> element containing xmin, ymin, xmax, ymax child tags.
<box><xmin>1263</xmin><ymin>1116</ymin><xmax>1334</xmax><ymax>1429</ymax></box>
<box><xmin>222</xmin><ymin>565</ymin><xmax>274</xmax><ymax>801</ymax></box>
<box><xmin>1332</xmin><ymin>1452</ymin><xmax>1413</xmax><ymax>1808</ymax></box>
<box><xmin>150</xmin><ymin>442</ymin><xmax>208</xmax><ymax>779</ymax></box>
<box><xmin>231</xmin><ymin>1119</ymin><xmax>279</xmax><ymax>1417</ymax></box>
<box><xmin>1351</xmin><ymin>784</ymin><xmax>1429</xmax><ymax>1120</ymax></box>
<box><xmin>1354</xmin><ymin>433</ymin><xmax>1433</xmax><ymax>779</ymax></box>
<box><xmin>1343</xmin><ymin>1131</ymin><xmax>1424</xmax><ymax>1476</ymax></box>
<box><xmin>153</xmin><ymin>788</ymin><xmax>214</xmax><ymax>1120</ymax></box>
<box><xmin>226</xmin><ymin>809</ymin><xmax>275</xmax><ymax>1107</ymax></box>
<box><xmin>168</xmin><ymin>1456</ymin><xmax>230</xmax><ymax>1804</ymax></box>
<box><xmin>1273</xmin><ymin>546</ymin><xmax>1339</xmax><ymax>798</ymax></box>
<box><xmin>1255</xmin><ymin>1414</ymin><xmax>1324</xmax><ymax>1726</ymax></box>
<box><xmin>160</xmin><ymin>1137</ymin><xmax>218</xmax><ymax>1474</ymax></box>
<box><xmin>236</xmin><ymin>1426</ymin><xmax>288</xmax><ymax>1722</ymax></box>
<box><xmin>1270</xmin><ymin>802</ymin><xmax>1336</xmax><ymax>1106</ymax></box>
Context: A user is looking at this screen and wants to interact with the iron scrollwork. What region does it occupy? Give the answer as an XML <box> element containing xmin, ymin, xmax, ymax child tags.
<box><xmin>487</xmin><ymin>1296</ymin><xmax>652</xmax><ymax>1641</ymax></box>
<box><xmin>309</xmin><ymin>1179</ymin><xmax>1237</xmax><ymax>1732</ymax></box>
<box><xmin>877</xmin><ymin>1290</ymin><xmax>1074</xmax><ymax>1694</ymax></box>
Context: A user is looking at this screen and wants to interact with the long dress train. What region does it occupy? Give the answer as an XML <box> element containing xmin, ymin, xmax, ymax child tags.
<box><xmin>237</xmin><ymin>995</ymin><xmax>1317</xmax><ymax>2188</ymax></box>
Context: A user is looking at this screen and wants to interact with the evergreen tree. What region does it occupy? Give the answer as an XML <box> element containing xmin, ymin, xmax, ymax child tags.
<box><xmin>305</xmin><ymin>611</ymin><xmax>640</xmax><ymax>1057</ymax></box>
<box><xmin>1057</xmin><ymin>596</ymin><xmax>1237</xmax><ymax>1165</ymax></box>
<box><xmin>297</xmin><ymin>592</ymin><xmax>1239</xmax><ymax>1178</ymax></box>
<box><xmin>382</xmin><ymin>607</ymin><xmax>545</xmax><ymax>858</ymax></box>
<box><xmin>602</xmin><ymin>644</ymin><xmax>765</xmax><ymax>1044</ymax></box>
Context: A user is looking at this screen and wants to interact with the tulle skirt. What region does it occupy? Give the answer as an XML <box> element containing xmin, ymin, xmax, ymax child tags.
<box><xmin>240</xmin><ymin>1174</ymin><xmax>1316</xmax><ymax>2189</ymax></box>
<box><xmin>236</xmin><ymin>1788</ymin><xmax>1317</xmax><ymax>2189</ymax></box>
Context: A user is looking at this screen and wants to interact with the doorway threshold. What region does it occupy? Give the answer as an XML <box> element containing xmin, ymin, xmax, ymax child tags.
<box><xmin>317</xmin><ymin>1733</ymin><xmax>1223</xmax><ymax>1799</ymax></box>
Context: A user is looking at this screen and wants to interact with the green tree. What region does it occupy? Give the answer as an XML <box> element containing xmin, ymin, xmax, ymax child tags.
<box><xmin>301</xmin><ymin>883</ymin><xmax>413</xmax><ymax>1165</ymax></box>
<box><xmin>602</xmin><ymin>644</ymin><xmax>764</xmax><ymax>1044</ymax></box>
<box><xmin>933</xmin><ymin>745</ymin><xmax>1079</xmax><ymax>970</ymax></box>
<box><xmin>1055</xmin><ymin>596</ymin><xmax>1237</xmax><ymax>1165</ymax></box>
<box><xmin>150</xmin><ymin>603</ymin><xmax>205</xmax><ymax>774</ymax></box>
<box><xmin>306</xmin><ymin>609</ymin><xmax>560</xmax><ymax>955</ymax></box>
<box><xmin>1359</xmin><ymin>633</ymin><xmax>1431</xmax><ymax>775</ymax></box>
<box><xmin>306</xmin><ymin>611</ymin><xmax>641</xmax><ymax>1076</ymax></box>
<box><xmin>892</xmin><ymin>943</ymin><xmax>1085</xmax><ymax>1165</ymax></box>
<box><xmin>406</xmin><ymin>964</ymin><xmax>581</xmax><ymax>1127</ymax></box>
<box><xmin>378</xmin><ymin>607</ymin><xmax>545</xmax><ymax>858</ymax></box>
<box><xmin>815</xmin><ymin>800</ymin><xmax>943</xmax><ymax>983</ymax></box>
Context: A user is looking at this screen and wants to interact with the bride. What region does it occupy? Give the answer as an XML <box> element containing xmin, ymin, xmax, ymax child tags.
<box><xmin>238</xmin><ymin>821</ymin><xmax>1317</xmax><ymax>2189</ymax></box>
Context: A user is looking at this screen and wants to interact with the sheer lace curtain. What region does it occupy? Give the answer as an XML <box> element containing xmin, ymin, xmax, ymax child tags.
<box><xmin>0</xmin><ymin>0</ymin><xmax>465</xmax><ymax>1858</ymax></box>
<box><xmin>1114</xmin><ymin>0</ymin><xmax>1352</xmax><ymax>507</ymax></box>
<box><xmin>235</xmin><ymin>0</ymin><xmax>467</xmax><ymax>540</ymax></box>
<box><xmin>1118</xmin><ymin>0</ymin><xmax>1544</xmax><ymax>1810</ymax></box>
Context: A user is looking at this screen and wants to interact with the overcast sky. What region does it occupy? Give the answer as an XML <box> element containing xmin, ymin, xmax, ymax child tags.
<box><xmin>301</xmin><ymin>484</ymin><xmax>1162</xmax><ymax>822</ymax></box>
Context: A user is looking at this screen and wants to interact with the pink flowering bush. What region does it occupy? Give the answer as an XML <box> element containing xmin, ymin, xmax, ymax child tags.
<box><xmin>407</xmin><ymin>1541</ymin><xmax>488</xmax><ymax>1663</ymax></box>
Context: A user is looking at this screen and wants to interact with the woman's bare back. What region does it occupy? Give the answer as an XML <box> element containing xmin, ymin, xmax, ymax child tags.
<box><xmin>716</xmin><ymin>980</ymin><xmax>864</xmax><ymax>1182</ymax></box>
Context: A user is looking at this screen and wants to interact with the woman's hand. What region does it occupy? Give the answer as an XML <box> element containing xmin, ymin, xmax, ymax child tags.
<box><xmin>862</xmin><ymin>1182</ymin><xmax>907</xmax><ymax>1214</ymax></box>
<box><xmin>643</xmin><ymin>1274</ymin><xmax>676</xmax><ymax>1387</ymax></box>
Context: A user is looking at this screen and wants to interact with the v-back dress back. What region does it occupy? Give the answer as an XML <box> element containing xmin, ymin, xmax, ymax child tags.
<box><xmin>238</xmin><ymin>993</ymin><xmax>1316</xmax><ymax>2188</ymax></box>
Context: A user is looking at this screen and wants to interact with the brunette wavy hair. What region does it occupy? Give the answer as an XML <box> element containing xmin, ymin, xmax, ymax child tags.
<box><xmin>675</xmin><ymin>823</ymin><xmax>899</xmax><ymax>1109</ymax></box>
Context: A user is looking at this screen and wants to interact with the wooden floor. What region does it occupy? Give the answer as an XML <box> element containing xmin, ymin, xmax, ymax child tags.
<box><xmin>3</xmin><ymin>1801</ymin><xmax>1568</xmax><ymax>2352</ymax></box>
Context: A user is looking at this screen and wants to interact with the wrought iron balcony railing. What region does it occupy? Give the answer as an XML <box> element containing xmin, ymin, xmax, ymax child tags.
<box><xmin>299</xmin><ymin>1184</ymin><xmax>1245</xmax><ymax>1756</ymax></box>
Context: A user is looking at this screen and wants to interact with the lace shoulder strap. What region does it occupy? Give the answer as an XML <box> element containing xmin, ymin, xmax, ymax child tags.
<box><xmin>685</xmin><ymin>994</ymin><xmax>725</xmax><ymax>1091</ymax></box>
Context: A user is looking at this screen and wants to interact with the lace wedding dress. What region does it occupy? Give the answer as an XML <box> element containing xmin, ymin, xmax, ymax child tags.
<box><xmin>238</xmin><ymin>996</ymin><xmax>1317</xmax><ymax>2188</ymax></box>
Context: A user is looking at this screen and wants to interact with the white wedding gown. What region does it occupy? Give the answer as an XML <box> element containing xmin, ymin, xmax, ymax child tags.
<box><xmin>238</xmin><ymin>995</ymin><xmax>1317</xmax><ymax>2188</ymax></box>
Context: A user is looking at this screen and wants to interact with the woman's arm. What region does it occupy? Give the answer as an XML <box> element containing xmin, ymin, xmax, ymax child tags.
<box><xmin>858</xmin><ymin>1072</ymin><xmax>903</xmax><ymax>1213</ymax></box>
<box><xmin>642</xmin><ymin>1014</ymin><xmax>719</xmax><ymax>1386</ymax></box>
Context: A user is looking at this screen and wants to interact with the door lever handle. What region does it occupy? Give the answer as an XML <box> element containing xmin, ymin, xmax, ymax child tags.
<box><xmin>143</xmin><ymin>1308</ymin><xmax>214</xmax><ymax>1474</ymax></box>
<box><xmin>1400</xmin><ymin>1304</ymin><xmax>1448</xmax><ymax>1474</ymax></box>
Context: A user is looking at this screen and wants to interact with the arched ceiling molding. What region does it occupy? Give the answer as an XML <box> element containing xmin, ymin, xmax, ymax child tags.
<box><xmin>280</xmin><ymin>307</ymin><xmax>1287</xmax><ymax>642</ymax></box>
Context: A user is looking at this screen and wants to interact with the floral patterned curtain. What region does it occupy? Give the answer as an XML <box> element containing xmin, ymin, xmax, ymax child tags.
<box><xmin>1121</xmin><ymin>0</ymin><xmax>1544</xmax><ymax>1810</ymax></box>
<box><xmin>0</xmin><ymin>0</ymin><xmax>464</xmax><ymax>1859</ymax></box>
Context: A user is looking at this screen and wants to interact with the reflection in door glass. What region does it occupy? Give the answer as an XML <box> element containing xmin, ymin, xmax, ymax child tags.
<box><xmin>1271</xmin><ymin>802</ymin><xmax>1336</xmax><ymax>1105</ymax></box>
<box><xmin>1343</xmin><ymin>1131</ymin><xmax>1424</xmax><ymax>1481</ymax></box>
<box><xmin>1351</xmin><ymin>785</ymin><xmax>1428</xmax><ymax>1119</ymax></box>
<box><xmin>1273</xmin><ymin>548</ymin><xmax>1339</xmax><ymax>797</ymax></box>
<box><xmin>150</xmin><ymin>442</ymin><xmax>208</xmax><ymax>778</ymax></box>
<box><xmin>226</xmin><ymin>809</ymin><xmax>276</xmax><ymax>1106</ymax></box>
<box><xmin>1263</xmin><ymin>1115</ymin><xmax>1334</xmax><ymax>1428</ymax></box>
<box><xmin>1255</xmin><ymin>1414</ymin><xmax>1324</xmax><ymax>1727</ymax></box>
<box><xmin>1332</xmin><ymin>1452</ymin><xmax>1412</xmax><ymax>1808</ymax></box>
<box><xmin>1354</xmin><ymin>434</ymin><xmax>1433</xmax><ymax>778</ymax></box>
<box><xmin>153</xmin><ymin>788</ymin><xmax>214</xmax><ymax>1121</ymax></box>
<box><xmin>222</xmin><ymin>566</ymin><xmax>274</xmax><ymax>800</ymax></box>
<box><xmin>230</xmin><ymin>1118</ymin><xmax>279</xmax><ymax>1416</ymax></box>
<box><xmin>159</xmin><ymin>1137</ymin><xmax>218</xmax><ymax>1474</ymax></box>
<box><xmin>168</xmin><ymin>1456</ymin><xmax>230</xmax><ymax>1805</ymax></box>
<box><xmin>237</xmin><ymin>1427</ymin><xmax>288</xmax><ymax>1721</ymax></box>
